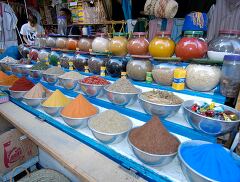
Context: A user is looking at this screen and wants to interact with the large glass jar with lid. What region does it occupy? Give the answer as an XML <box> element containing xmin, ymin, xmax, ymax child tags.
<box><xmin>220</xmin><ymin>55</ymin><xmax>240</xmax><ymax>98</ymax></box>
<box><xmin>109</xmin><ymin>32</ymin><xmax>128</xmax><ymax>56</ymax></box>
<box><xmin>149</xmin><ymin>31</ymin><xmax>175</xmax><ymax>57</ymax></box>
<box><xmin>127</xmin><ymin>32</ymin><xmax>149</xmax><ymax>55</ymax></box>
<box><xmin>73</xmin><ymin>52</ymin><xmax>89</xmax><ymax>71</ymax></box>
<box><xmin>59</xmin><ymin>52</ymin><xmax>75</xmax><ymax>69</ymax></box>
<box><xmin>88</xmin><ymin>55</ymin><xmax>108</xmax><ymax>75</ymax></box>
<box><xmin>126</xmin><ymin>57</ymin><xmax>152</xmax><ymax>81</ymax></box>
<box><xmin>66</xmin><ymin>35</ymin><xmax>79</xmax><ymax>50</ymax></box>
<box><xmin>208</xmin><ymin>30</ymin><xmax>240</xmax><ymax>61</ymax></box>
<box><xmin>39</xmin><ymin>35</ymin><xmax>47</xmax><ymax>47</ymax></box>
<box><xmin>175</xmin><ymin>31</ymin><xmax>207</xmax><ymax>60</ymax></box>
<box><xmin>78</xmin><ymin>36</ymin><xmax>93</xmax><ymax>52</ymax></box>
<box><xmin>106</xmin><ymin>56</ymin><xmax>128</xmax><ymax>78</ymax></box>
<box><xmin>92</xmin><ymin>33</ymin><xmax>110</xmax><ymax>53</ymax></box>
<box><xmin>38</xmin><ymin>49</ymin><xmax>50</xmax><ymax>62</ymax></box>
<box><xmin>48</xmin><ymin>50</ymin><xmax>61</xmax><ymax>66</ymax></box>
<box><xmin>46</xmin><ymin>35</ymin><xmax>57</xmax><ymax>48</ymax></box>
<box><xmin>56</xmin><ymin>35</ymin><xmax>67</xmax><ymax>49</ymax></box>
<box><xmin>29</xmin><ymin>48</ymin><xmax>39</xmax><ymax>61</ymax></box>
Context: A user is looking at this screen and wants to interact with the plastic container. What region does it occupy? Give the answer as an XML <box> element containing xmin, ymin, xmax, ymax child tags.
<box><xmin>175</xmin><ymin>31</ymin><xmax>207</xmax><ymax>60</ymax></box>
<box><xmin>127</xmin><ymin>32</ymin><xmax>149</xmax><ymax>55</ymax></box>
<box><xmin>126</xmin><ymin>58</ymin><xmax>152</xmax><ymax>81</ymax></box>
<box><xmin>56</xmin><ymin>36</ymin><xmax>67</xmax><ymax>49</ymax></box>
<box><xmin>73</xmin><ymin>53</ymin><xmax>89</xmax><ymax>71</ymax></box>
<box><xmin>48</xmin><ymin>51</ymin><xmax>61</xmax><ymax>66</ymax></box>
<box><xmin>220</xmin><ymin>55</ymin><xmax>240</xmax><ymax>98</ymax></box>
<box><xmin>149</xmin><ymin>31</ymin><xmax>175</xmax><ymax>58</ymax></box>
<box><xmin>38</xmin><ymin>49</ymin><xmax>50</xmax><ymax>62</ymax></box>
<box><xmin>59</xmin><ymin>52</ymin><xmax>75</xmax><ymax>69</ymax></box>
<box><xmin>88</xmin><ymin>55</ymin><xmax>108</xmax><ymax>75</ymax></box>
<box><xmin>208</xmin><ymin>30</ymin><xmax>240</xmax><ymax>61</ymax></box>
<box><xmin>78</xmin><ymin>36</ymin><xmax>93</xmax><ymax>52</ymax></box>
<box><xmin>109</xmin><ymin>32</ymin><xmax>128</xmax><ymax>56</ymax></box>
<box><xmin>29</xmin><ymin>48</ymin><xmax>39</xmax><ymax>61</ymax></box>
<box><xmin>92</xmin><ymin>33</ymin><xmax>110</xmax><ymax>53</ymax></box>
<box><xmin>152</xmin><ymin>63</ymin><xmax>177</xmax><ymax>86</ymax></box>
<box><xmin>106</xmin><ymin>56</ymin><xmax>128</xmax><ymax>78</ymax></box>
<box><xmin>66</xmin><ymin>36</ymin><xmax>79</xmax><ymax>50</ymax></box>
<box><xmin>46</xmin><ymin>35</ymin><xmax>57</xmax><ymax>48</ymax></box>
<box><xmin>186</xmin><ymin>64</ymin><xmax>221</xmax><ymax>92</ymax></box>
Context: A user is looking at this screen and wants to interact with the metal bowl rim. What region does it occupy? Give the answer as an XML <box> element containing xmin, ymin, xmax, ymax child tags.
<box><xmin>58</xmin><ymin>77</ymin><xmax>82</xmax><ymax>81</ymax></box>
<box><xmin>138</xmin><ymin>93</ymin><xmax>183</xmax><ymax>107</ymax></box>
<box><xmin>128</xmin><ymin>127</ymin><xmax>180</xmax><ymax>157</ymax></box>
<box><xmin>104</xmin><ymin>85</ymin><xmax>141</xmax><ymax>95</ymax></box>
<box><xmin>42</xmin><ymin>72</ymin><xmax>63</xmax><ymax>76</ymax></box>
<box><xmin>40</xmin><ymin>103</ymin><xmax>65</xmax><ymax>108</ymax></box>
<box><xmin>182</xmin><ymin>100</ymin><xmax>240</xmax><ymax>123</ymax></box>
<box><xmin>88</xmin><ymin>117</ymin><xmax>133</xmax><ymax>136</ymax></box>
<box><xmin>9</xmin><ymin>89</ymin><xmax>29</xmax><ymax>93</ymax></box>
<box><xmin>60</xmin><ymin>107</ymin><xmax>99</xmax><ymax>120</ymax></box>
<box><xmin>23</xmin><ymin>97</ymin><xmax>46</xmax><ymax>100</ymax></box>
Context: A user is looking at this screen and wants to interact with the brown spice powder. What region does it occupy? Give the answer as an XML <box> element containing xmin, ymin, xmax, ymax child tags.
<box><xmin>129</xmin><ymin>116</ymin><xmax>180</xmax><ymax>155</ymax></box>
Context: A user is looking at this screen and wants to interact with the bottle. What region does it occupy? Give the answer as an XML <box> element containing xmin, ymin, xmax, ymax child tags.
<box><xmin>172</xmin><ymin>68</ymin><xmax>186</xmax><ymax>90</ymax></box>
<box><xmin>58</xmin><ymin>16</ymin><xmax>67</xmax><ymax>35</ymax></box>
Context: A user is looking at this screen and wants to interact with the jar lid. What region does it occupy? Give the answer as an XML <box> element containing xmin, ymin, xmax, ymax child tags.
<box><xmin>132</xmin><ymin>32</ymin><xmax>147</xmax><ymax>36</ymax></box>
<box><xmin>219</xmin><ymin>30</ymin><xmax>240</xmax><ymax>35</ymax></box>
<box><xmin>157</xmin><ymin>31</ymin><xmax>171</xmax><ymax>36</ymax></box>
<box><xmin>113</xmin><ymin>32</ymin><xmax>127</xmax><ymax>36</ymax></box>
<box><xmin>224</xmin><ymin>55</ymin><xmax>240</xmax><ymax>61</ymax></box>
<box><xmin>184</xmin><ymin>31</ymin><xmax>203</xmax><ymax>36</ymax></box>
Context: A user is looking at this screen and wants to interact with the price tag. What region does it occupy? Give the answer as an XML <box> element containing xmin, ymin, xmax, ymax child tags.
<box><xmin>69</xmin><ymin>61</ymin><xmax>73</xmax><ymax>71</ymax></box>
<box><xmin>57</xmin><ymin>62</ymin><xmax>61</xmax><ymax>68</ymax></box>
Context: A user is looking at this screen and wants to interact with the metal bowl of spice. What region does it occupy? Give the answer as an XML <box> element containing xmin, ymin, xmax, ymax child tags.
<box><xmin>9</xmin><ymin>89</ymin><xmax>28</xmax><ymax>99</ymax></box>
<box><xmin>61</xmin><ymin>108</ymin><xmax>99</xmax><ymax>129</ymax></box>
<box><xmin>43</xmin><ymin>73</ymin><xmax>60</xmax><ymax>85</ymax></box>
<box><xmin>23</xmin><ymin>97</ymin><xmax>46</xmax><ymax>108</ymax></box>
<box><xmin>88</xmin><ymin>110</ymin><xmax>133</xmax><ymax>144</ymax></box>
<box><xmin>58</xmin><ymin>77</ymin><xmax>79</xmax><ymax>90</ymax></box>
<box><xmin>182</xmin><ymin>100</ymin><xmax>240</xmax><ymax>136</ymax></box>
<box><xmin>29</xmin><ymin>70</ymin><xmax>43</xmax><ymax>80</ymax></box>
<box><xmin>41</xmin><ymin>104</ymin><xmax>64</xmax><ymax>117</ymax></box>
<box><xmin>18</xmin><ymin>65</ymin><xmax>33</xmax><ymax>76</ymax></box>
<box><xmin>138</xmin><ymin>90</ymin><xmax>183</xmax><ymax>118</ymax></box>
<box><xmin>10</xmin><ymin>64</ymin><xmax>22</xmax><ymax>75</ymax></box>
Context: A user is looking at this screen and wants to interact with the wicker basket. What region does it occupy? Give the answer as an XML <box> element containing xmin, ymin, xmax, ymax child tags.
<box><xmin>11</xmin><ymin>167</ymin><xmax>70</xmax><ymax>182</ymax></box>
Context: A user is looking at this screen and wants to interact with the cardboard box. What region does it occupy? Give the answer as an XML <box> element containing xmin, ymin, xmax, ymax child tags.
<box><xmin>0</xmin><ymin>115</ymin><xmax>14</xmax><ymax>135</ymax></box>
<box><xmin>0</xmin><ymin>129</ymin><xmax>38</xmax><ymax>176</ymax></box>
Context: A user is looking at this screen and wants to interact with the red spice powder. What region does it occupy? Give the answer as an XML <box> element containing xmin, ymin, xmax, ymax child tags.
<box><xmin>9</xmin><ymin>77</ymin><xmax>35</xmax><ymax>91</ymax></box>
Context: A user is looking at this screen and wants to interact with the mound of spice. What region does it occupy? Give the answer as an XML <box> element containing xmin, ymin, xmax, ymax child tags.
<box><xmin>0</xmin><ymin>75</ymin><xmax>18</xmax><ymax>86</ymax></box>
<box><xmin>43</xmin><ymin>66</ymin><xmax>65</xmax><ymax>75</ymax></box>
<box><xmin>0</xmin><ymin>71</ymin><xmax>8</xmax><ymax>82</ymax></box>
<box><xmin>24</xmin><ymin>83</ymin><xmax>51</xmax><ymax>98</ymax></box>
<box><xmin>31</xmin><ymin>62</ymin><xmax>48</xmax><ymax>70</ymax></box>
<box><xmin>61</xmin><ymin>94</ymin><xmax>98</xmax><ymax>118</ymax></box>
<box><xmin>129</xmin><ymin>116</ymin><xmax>180</xmax><ymax>155</ymax></box>
<box><xmin>9</xmin><ymin>77</ymin><xmax>34</xmax><ymax>91</ymax></box>
<box><xmin>59</xmin><ymin>71</ymin><xmax>84</xmax><ymax>80</ymax></box>
<box><xmin>89</xmin><ymin>110</ymin><xmax>132</xmax><ymax>133</ymax></box>
<box><xmin>107</xmin><ymin>77</ymin><xmax>139</xmax><ymax>93</ymax></box>
<box><xmin>140</xmin><ymin>90</ymin><xmax>183</xmax><ymax>105</ymax></box>
<box><xmin>42</xmin><ymin>89</ymin><xmax>70</xmax><ymax>107</ymax></box>
<box><xmin>81</xmin><ymin>76</ymin><xmax>110</xmax><ymax>85</ymax></box>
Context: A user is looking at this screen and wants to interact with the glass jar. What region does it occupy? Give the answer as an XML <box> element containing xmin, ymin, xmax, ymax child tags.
<box><xmin>106</xmin><ymin>56</ymin><xmax>128</xmax><ymax>78</ymax></box>
<box><xmin>152</xmin><ymin>63</ymin><xmax>177</xmax><ymax>86</ymax></box>
<box><xmin>220</xmin><ymin>55</ymin><xmax>240</xmax><ymax>98</ymax></box>
<box><xmin>46</xmin><ymin>35</ymin><xmax>57</xmax><ymax>48</ymax></box>
<box><xmin>92</xmin><ymin>33</ymin><xmax>110</xmax><ymax>53</ymax></box>
<box><xmin>78</xmin><ymin>36</ymin><xmax>93</xmax><ymax>52</ymax></box>
<box><xmin>126</xmin><ymin>58</ymin><xmax>152</xmax><ymax>81</ymax></box>
<box><xmin>208</xmin><ymin>30</ymin><xmax>240</xmax><ymax>61</ymax></box>
<box><xmin>48</xmin><ymin>51</ymin><xmax>61</xmax><ymax>66</ymax></box>
<box><xmin>149</xmin><ymin>31</ymin><xmax>175</xmax><ymax>57</ymax></box>
<box><xmin>56</xmin><ymin>36</ymin><xmax>67</xmax><ymax>49</ymax></box>
<box><xmin>66</xmin><ymin>36</ymin><xmax>79</xmax><ymax>50</ymax></box>
<box><xmin>38</xmin><ymin>49</ymin><xmax>50</xmax><ymax>62</ymax></box>
<box><xmin>109</xmin><ymin>32</ymin><xmax>128</xmax><ymax>56</ymax></box>
<box><xmin>73</xmin><ymin>53</ymin><xmax>89</xmax><ymax>71</ymax></box>
<box><xmin>175</xmin><ymin>31</ymin><xmax>207</xmax><ymax>60</ymax></box>
<box><xmin>127</xmin><ymin>32</ymin><xmax>149</xmax><ymax>55</ymax></box>
<box><xmin>18</xmin><ymin>45</ymin><xmax>30</xmax><ymax>58</ymax></box>
<box><xmin>39</xmin><ymin>36</ymin><xmax>47</xmax><ymax>47</ymax></box>
<box><xmin>88</xmin><ymin>55</ymin><xmax>108</xmax><ymax>75</ymax></box>
<box><xmin>29</xmin><ymin>48</ymin><xmax>39</xmax><ymax>61</ymax></box>
<box><xmin>59</xmin><ymin>52</ymin><xmax>75</xmax><ymax>69</ymax></box>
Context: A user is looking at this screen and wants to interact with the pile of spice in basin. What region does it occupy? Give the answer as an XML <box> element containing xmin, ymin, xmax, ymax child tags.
<box><xmin>104</xmin><ymin>78</ymin><xmax>141</xmax><ymax>106</ymax></box>
<box><xmin>30</xmin><ymin>62</ymin><xmax>49</xmax><ymax>80</ymax></box>
<box><xmin>128</xmin><ymin>116</ymin><xmax>180</xmax><ymax>166</ymax></box>
<box><xmin>138</xmin><ymin>90</ymin><xmax>183</xmax><ymax>118</ymax></box>
<box><xmin>88</xmin><ymin>110</ymin><xmax>133</xmax><ymax>144</ymax></box>
<box><xmin>23</xmin><ymin>83</ymin><xmax>51</xmax><ymax>107</ymax></box>
<box><xmin>58</xmin><ymin>72</ymin><xmax>84</xmax><ymax>90</ymax></box>
<box><xmin>9</xmin><ymin>77</ymin><xmax>35</xmax><ymax>99</ymax></box>
<box><xmin>61</xmin><ymin>94</ymin><xmax>99</xmax><ymax>128</ymax></box>
<box><xmin>43</xmin><ymin>67</ymin><xmax>65</xmax><ymax>85</ymax></box>
<box><xmin>79</xmin><ymin>76</ymin><xmax>110</xmax><ymax>97</ymax></box>
<box><xmin>0</xmin><ymin>73</ymin><xmax>18</xmax><ymax>91</ymax></box>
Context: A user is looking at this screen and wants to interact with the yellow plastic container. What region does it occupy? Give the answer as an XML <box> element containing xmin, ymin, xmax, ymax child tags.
<box><xmin>172</xmin><ymin>68</ymin><xmax>186</xmax><ymax>90</ymax></box>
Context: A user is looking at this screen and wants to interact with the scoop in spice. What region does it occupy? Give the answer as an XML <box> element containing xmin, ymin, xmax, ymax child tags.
<box><xmin>129</xmin><ymin>116</ymin><xmax>180</xmax><ymax>155</ymax></box>
<box><xmin>107</xmin><ymin>77</ymin><xmax>139</xmax><ymax>93</ymax></box>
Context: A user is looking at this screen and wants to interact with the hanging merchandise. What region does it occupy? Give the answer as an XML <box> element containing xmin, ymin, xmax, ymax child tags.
<box><xmin>57</xmin><ymin>16</ymin><xmax>67</xmax><ymax>35</ymax></box>
<box><xmin>182</xmin><ymin>12</ymin><xmax>208</xmax><ymax>32</ymax></box>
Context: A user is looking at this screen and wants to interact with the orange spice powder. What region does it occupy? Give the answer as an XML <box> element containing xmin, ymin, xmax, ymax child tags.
<box><xmin>1</xmin><ymin>75</ymin><xmax>18</xmax><ymax>86</ymax></box>
<box><xmin>61</xmin><ymin>94</ymin><xmax>98</xmax><ymax>118</ymax></box>
<box><xmin>0</xmin><ymin>71</ymin><xmax>8</xmax><ymax>82</ymax></box>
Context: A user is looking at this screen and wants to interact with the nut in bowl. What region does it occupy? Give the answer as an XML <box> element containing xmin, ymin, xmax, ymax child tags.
<box><xmin>9</xmin><ymin>89</ymin><xmax>28</xmax><ymax>99</ymax></box>
<box><xmin>43</xmin><ymin>73</ymin><xmax>60</xmax><ymax>85</ymax></box>
<box><xmin>182</xmin><ymin>100</ymin><xmax>240</xmax><ymax>136</ymax></box>
<box><xmin>29</xmin><ymin>70</ymin><xmax>43</xmax><ymax>80</ymax></box>
<box><xmin>104</xmin><ymin>85</ymin><xmax>141</xmax><ymax>107</ymax></box>
<box><xmin>23</xmin><ymin>97</ymin><xmax>46</xmax><ymax>108</ymax></box>
<box><xmin>61</xmin><ymin>108</ymin><xmax>99</xmax><ymax>129</ymax></box>
<box><xmin>79</xmin><ymin>81</ymin><xmax>109</xmax><ymax>97</ymax></box>
<box><xmin>58</xmin><ymin>77</ymin><xmax>79</xmax><ymax>90</ymax></box>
